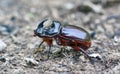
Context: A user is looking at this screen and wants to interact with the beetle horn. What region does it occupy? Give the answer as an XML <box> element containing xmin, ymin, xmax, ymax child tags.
<box><xmin>43</xmin><ymin>19</ymin><xmax>52</xmax><ymax>28</ymax></box>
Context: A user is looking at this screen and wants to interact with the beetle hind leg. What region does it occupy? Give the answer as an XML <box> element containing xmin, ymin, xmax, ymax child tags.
<box><xmin>72</xmin><ymin>46</ymin><xmax>95</xmax><ymax>64</ymax></box>
<box><xmin>79</xmin><ymin>47</ymin><xmax>97</xmax><ymax>64</ymax></box>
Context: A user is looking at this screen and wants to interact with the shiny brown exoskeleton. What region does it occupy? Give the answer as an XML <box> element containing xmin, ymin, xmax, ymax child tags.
<box><xmin>34</xmin><ymin>19</ymin><xmax>92</xmax><ymax>60</ymax></box>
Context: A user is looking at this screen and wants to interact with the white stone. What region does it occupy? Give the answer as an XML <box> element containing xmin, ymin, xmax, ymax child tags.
<box><xmin>0</xmin><ymin>40</ymin><xmax>7</xmax><ymax>51</ymax></box>
<box><xmin>24</xmin><ymin>57</ymin><xmax>39</xmax><ymax>66</ymax></box>
<box><xmin>89</xmin><ymin>53</ymin><xmax>103</xmax><ymax>61</ymax></box>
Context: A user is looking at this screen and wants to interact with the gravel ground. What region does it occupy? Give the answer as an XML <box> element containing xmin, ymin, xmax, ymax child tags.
<box><xmin>0</xmin><ymin>0</ymin><xmax>120</xmax><ymax>74</ymax></box>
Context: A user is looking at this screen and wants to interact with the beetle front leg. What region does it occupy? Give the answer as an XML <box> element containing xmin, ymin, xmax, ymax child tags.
<box><xmin>43</xmin><ymin>38</ymin><xmax>53</xmax><ymax>60</ymax></box>
<box><xmin>34</xmin><ymin>40</ymin><xmax>45</xmax><ymax>53</ymax></box>
<box><xmin>38</xmin><ymin>40</ymin><xmax>44</xmax><ymax>48</ymax></box>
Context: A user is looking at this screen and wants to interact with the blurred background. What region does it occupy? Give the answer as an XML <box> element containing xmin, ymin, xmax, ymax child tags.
<box><xmin>0</xmin><ymin>0</ymin><xmax>120</xmax><ymax>74</ymax></box>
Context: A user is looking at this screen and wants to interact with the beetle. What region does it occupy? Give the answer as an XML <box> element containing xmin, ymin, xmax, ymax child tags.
<box><xmin>34</xmin><ymin>19</ymin><xmax>92</xmax><ymax>60</ymax></box>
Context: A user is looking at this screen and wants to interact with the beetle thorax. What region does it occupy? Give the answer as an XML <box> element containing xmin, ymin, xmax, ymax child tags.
<box><xmin>43</xmin><ymin>19</ymin><xmax>52</xmax><ymax>28</ymax></box>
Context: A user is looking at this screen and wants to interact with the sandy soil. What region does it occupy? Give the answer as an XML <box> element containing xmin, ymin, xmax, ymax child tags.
<box><xmin>0</xmin><ymin>0</ymin><xmax>120</xmax><ymax>74</ymax></box>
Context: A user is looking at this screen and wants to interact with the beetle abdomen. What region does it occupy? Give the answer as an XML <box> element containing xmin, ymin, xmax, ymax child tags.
<box><xmin>59</xmin><ymin>25</ymin><xmax>91</xmax><ymax>51</ymax></box>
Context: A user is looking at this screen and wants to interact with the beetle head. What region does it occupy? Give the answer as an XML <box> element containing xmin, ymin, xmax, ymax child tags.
<box><xmin>34</xmin><ymin>19</ymin><xmax>53</xmax><ymax>37</ymax></box>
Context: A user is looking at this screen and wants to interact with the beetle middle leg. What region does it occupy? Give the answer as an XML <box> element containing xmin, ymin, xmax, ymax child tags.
<box><xmin>47</xmin><ymin>45</ymin><xmax>53</xmax><ymax>60</ymax></box>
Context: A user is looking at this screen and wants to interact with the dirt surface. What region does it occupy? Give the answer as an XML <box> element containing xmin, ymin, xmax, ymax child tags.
<box><xmin>0</xmin><ymin>0</ymin><xmax>120</xmax><ymax>74</ymax></box>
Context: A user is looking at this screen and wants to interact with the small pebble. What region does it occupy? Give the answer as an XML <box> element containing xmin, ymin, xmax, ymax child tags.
<box><xmin>89</xmin><ymin>53</ymin><xmax>103</xmax><ymax>61</ymax></box>
<box><xmin>0</xmin><ymin>24</ymin><xmax>18</xmax><ymax>35</ymax></box>
<box><xmin>79</xmin><ymin>55</ymin><xmax>86</xmax><ymax>62</ymax></box>
<box><xmin>24</xmin><ymin>57</ymin><xmax>39</xmax><ymax>66</ymax></box>
<box><xmin>90</xmin><ymin>31</ymin><xmax>96</xmax><ymax>38</ymax></box>
<box><xmin>12</xmin><ymin>68</ymin><xmax>25</xmax><ymax>74</ymax></box>
<box><xmin>10</xmin><ymin>16</ymin><xmax>16</xmax><ymax>21</ymax></box>
<box><xmin>113</xmin><ymin>63</ymin><xmax>120</xmax><ymax>71</ymax></box>
<box><xmin>64</xmin><ymin>3</ymin><xmax>74</xmax><ymax>10</ymax></box>
<box><xmin>114</xmin><ymin>30</ymin><xmax>120</xmax><ymax>36</ymax></box>
<box><xmin>77</xmin><ymin>1</ymin><xmax>103</xmax><ymax>13</ymax></box>
<box><xmin>0</xmin><ymin>40</ymin><xmax>7</xmax><ymax>52</ymax></box>
<box><xmin>0</xmin><ymin>57</ymin><xmax>6</xmax><ymax>62</ymax></box>
<box><xmin>114</xmin><ymin>36</ymin><xmax>120</xmax><ymax>43</ymax></box>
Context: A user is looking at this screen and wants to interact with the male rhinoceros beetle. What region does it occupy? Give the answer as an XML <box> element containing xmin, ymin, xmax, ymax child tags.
<box><xmin>34</xmin><ymin>19</ymin><xmax>92</xmax><ymax>60</ymax></box>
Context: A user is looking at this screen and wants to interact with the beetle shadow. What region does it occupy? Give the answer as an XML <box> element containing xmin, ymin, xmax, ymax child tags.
<box><xmin>47</xmin><ymin>48</ymin><xmax>85</xmax><ymax>62</ymax></box>
<box><xmin>34</xmin><ymin>46</ymin><xmax>89</xmax><ymax>63</ymax></box>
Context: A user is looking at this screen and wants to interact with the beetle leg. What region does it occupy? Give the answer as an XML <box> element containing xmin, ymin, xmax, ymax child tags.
<box><xmin>34</xmin><ymin>40</ymin><xmax>45</xmax><ymax>53</ymax></box>
<box><xmin>38</xmin><ymin>40</ymin><xmax>44</xmax><ymax>48</ymax></box>
<box><xmin>47</xmin><ymin>45</ymin><xmax>52</xmax><ymax>59</ymax></box>
<box><xmin>79</xmin><ymin>48</ymin><xmax>95</xmax><ymax>64</ymax></box>
<box><xmin>72</xmin><ymin>46</ymin><xmax>94</xmax><ymax>63</ymax></box>
<box><xmin>79</xmin><ymin>48</ymin><xmax>90</xmax><ymax>57</ymax></box>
